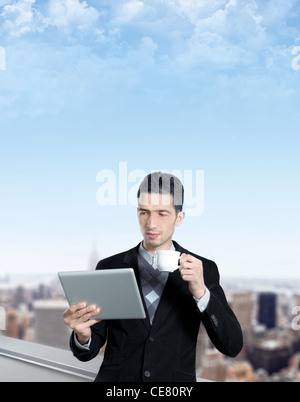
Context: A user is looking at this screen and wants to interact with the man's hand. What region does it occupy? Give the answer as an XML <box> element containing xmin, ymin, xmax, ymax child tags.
<box><xmin>179</xmin><ymin>253</ymin><xmax>206</xmax><ymax>300</ymax></box>
<box><xmin>63</xmin><ymin>302</ymin><xmax>101</xmax><ymax>345</ymax></box>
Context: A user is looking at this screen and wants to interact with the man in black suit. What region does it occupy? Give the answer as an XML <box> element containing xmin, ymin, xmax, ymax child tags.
<box><xmin>63</xmin><ymin>172</ymin><xmax>243</xmax><ymax>382</ymax></box>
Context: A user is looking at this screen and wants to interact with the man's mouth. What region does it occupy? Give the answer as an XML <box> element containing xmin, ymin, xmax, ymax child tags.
<box><xmin>147</xmin><ymin>233</ymin><xmax>160</xmax><ymax>239</ymax></box>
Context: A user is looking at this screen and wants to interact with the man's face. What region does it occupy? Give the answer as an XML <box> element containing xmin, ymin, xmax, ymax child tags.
<box><xmin>137</xmin><ymin>192</ymin><xmax>185</xmax><ymax>254</ymax></box>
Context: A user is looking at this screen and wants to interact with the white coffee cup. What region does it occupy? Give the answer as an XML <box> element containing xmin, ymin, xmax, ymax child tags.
<box><xmin>154</xmin><ymin>250</ymin><xmax>181</xmax><ymax>272</ymax></box>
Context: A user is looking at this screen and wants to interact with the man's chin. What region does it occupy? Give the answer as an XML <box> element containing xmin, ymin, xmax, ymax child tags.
<box><xmin>143</xmin><ymin>238</ymin><xmax>160</xmax><ymax>250</ymax></box>
<box><xmin>145</xmin><ymin>239</ymin><xmax>159</xmax><ymax>246</ymax></box>
<box><xmin>143</xmin><ymin>237</ymin><xmax>171</xmax><ymax>252</ymax></box>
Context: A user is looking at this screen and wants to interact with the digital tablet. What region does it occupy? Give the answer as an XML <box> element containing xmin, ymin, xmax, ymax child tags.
<box><xmin>58</xmin><ymin>268</ymin><xmax>146</xmax><ymax>320</ymax></box>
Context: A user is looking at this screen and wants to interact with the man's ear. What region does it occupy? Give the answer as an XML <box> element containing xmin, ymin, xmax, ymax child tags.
<box><xmin>175</xmin><ymin>211</ymin><xmax>185</xmax><ymax>227</ymax></box>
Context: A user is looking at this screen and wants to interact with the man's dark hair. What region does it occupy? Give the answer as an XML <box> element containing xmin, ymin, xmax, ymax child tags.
<box><xmin>137</xmin><ymin>172</ymin><xmax>184</xmax><ymax>214</ymax></box>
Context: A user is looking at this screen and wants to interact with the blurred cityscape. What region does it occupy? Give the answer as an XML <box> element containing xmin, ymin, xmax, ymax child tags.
<box><xmin>1</xmin><ymin>269</ymin><xmax>300</xmax><ymax>382</ymax></box>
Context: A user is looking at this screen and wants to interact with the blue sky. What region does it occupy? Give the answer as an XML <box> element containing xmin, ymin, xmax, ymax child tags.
<box><xmin>0</xmin><ymin>0</ymin><xmax>299</xmax><ymax>279</ymax></box>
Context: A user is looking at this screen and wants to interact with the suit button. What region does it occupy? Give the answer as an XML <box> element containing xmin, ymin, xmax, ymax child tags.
<box><xmin>144</xmin><ymin>371</ymin><xmax>151</xmax><ymax>378</ymax></box>
<box><xmin>149</xmin><ymin>337</ymin><xmax>154</xmax><ymax>342</ymax></box>
<box><xmin>211</xmin><ymin>315</ymin><xmax>218</xmax><ymax>326</ymax></box>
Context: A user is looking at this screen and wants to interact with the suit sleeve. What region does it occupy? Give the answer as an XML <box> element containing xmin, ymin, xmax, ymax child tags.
<box><xmin>200</xmin><ymin>260</ymin><xmax>243</xmax><ymax>358</ymax></box>
<box><xmin>70</xmin><ymin>319</ymin><xmax>107</xmax><ymax>362</ymax></box>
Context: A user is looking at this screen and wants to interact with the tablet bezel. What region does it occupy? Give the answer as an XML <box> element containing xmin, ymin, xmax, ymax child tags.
<box><xmin>58</xmin><ymin>268</ymin><xmax>146</xmax><ymax>320</ymax></box>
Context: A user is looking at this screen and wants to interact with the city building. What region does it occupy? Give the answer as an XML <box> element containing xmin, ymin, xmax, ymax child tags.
<box><xmin>34</xmin><ymin>300</ymin><xmax>71</xmax><ymax>350</ymax></box>
<box><xmin>201</xmin><ymin>349</ymin><xmax>226</xmax><ymax>382</ymax></box>
<box><xmin>225</xmin><ymin>361</ymin><xmax>254</xmax><ymax>382</ymax></box>
<box><xmin>258</xmin><ymin>292</ymin><xmax>277</xmax><ymax>329</ymax></box>
<box><xmin>249</xmin><ymin>339</ymin><xmax>293</xmax><ymax>374</ymax></box>
<box><xmin>231</xmin><ymin>290</ymin><xmax>254</xmax><ymax>357</ymax></box>
<box><xmin>5</xmin><ymin>310</ymin><xmax>19</xmax><ymax>339</ymax></box>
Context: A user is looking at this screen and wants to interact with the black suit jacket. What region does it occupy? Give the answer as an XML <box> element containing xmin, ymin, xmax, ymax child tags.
<box><xmin>70</xmin><ymin>242</ymin><xmax>243</xmax><ymax>382</ymax></box>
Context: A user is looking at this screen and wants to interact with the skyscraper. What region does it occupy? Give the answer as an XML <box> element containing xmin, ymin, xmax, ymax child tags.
<box><xmin>231</xmin><ymin>291</ymin><xmax>254</xmax><ymax>357</ymax></box>
<box><xmin>34</xmin><ymin>300</ymin><xmax>71</xmax><ymax>350</ymax></box>
<box><xmin>258</xmin><ymin>292</ymin><xmax>277</xmax><ymax>329</ymax></box>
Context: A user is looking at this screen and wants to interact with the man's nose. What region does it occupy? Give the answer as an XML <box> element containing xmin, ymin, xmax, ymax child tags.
<box><xmin>147</xmin><ymin>215</ymin><xmax>158</xmax><ymax>229</ymax></box>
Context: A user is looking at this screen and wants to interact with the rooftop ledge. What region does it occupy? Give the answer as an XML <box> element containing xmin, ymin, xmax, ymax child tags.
<box><xmin>0</xmin><ymin>335</ymin><xmax>100</xmax><ymax>382</ymax></box>
<box><xmin>0</xmin><ymin>335</ymin><xmax>210</xmax><ymax>382</ymax></box>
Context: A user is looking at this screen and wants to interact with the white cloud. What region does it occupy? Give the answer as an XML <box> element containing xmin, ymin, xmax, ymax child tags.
<box><xmin>0</xmin><ymin>0</ymin><xmax>299</xmax><ymax>99</ymax></box>
<box><xmin>104</xmin><ymin>0</ymin><xmax>269</xmax><ymax>69</ymax></box>
<box><xmin>127</xmin><ymin>36</ymin><xmax>158</xmax><ymax>68</ymax></box>
<box><xmin>0</xmin><ymin>0</ymin><xmax>49</xmax><ymax>37</ymax></box>
<box><xmin>115</xmin><ymin>0</ymin><xmax>145</xmax><ymax>22</ymax></box>
<box><xmin>176</xmin><ymin>31</ymin><xmax>252</xmax><ymax>69</ymax></box>
<box><xmin>47</xmin><ymin>0</ymin><xmax>99</xmax><ymax>32</ymax></box>
<box><xmin>0</xmin><ymin>0</ymin><xmax>102</xmax><ymax>42</ymax></box>
<box><xmin>1</xmin><ymin>0</ymin><xmax>298</xmax><ymax>71</ymax></box>
<box><xmin>162</xmin><ymin>0</ymin><xmax>267</xmax><ymax>69</ymax></box>
<box><xmin>161</xmin><ymin>0</ymin><xmax>220</xmax><ymax>21</ymax></box>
